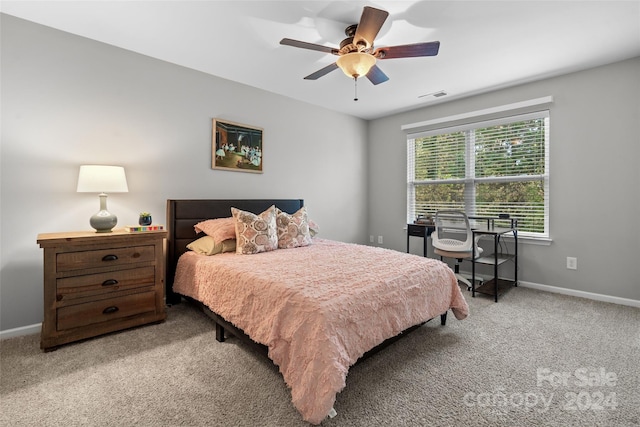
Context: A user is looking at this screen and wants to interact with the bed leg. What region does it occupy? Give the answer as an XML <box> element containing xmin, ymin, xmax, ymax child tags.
<box><xmin>215</xmin><ymin>323</ymin><xmax>225</xmax><ymax>342</ymax></box>
<box><xmin>440</xmin><ymin>311</ymin><xmax>448</xmax><ymax>326</ymax></box>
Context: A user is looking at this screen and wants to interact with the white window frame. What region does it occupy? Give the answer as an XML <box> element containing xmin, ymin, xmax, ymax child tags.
<box><xmin>405</xmin><ymin>101</ymin><xmax>551</xmax><ymax>240</ymax></box>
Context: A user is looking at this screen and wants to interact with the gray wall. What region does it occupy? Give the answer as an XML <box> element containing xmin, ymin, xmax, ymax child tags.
<box><xmin>367</xmin><ymin>57</ymin><xmax>640</xmax><ymax>301</ymax></box>
<box><xmin>2</xmin><ymin>14</ymin><xmax>638</xmax><ymax>333</ymax></box>
<box><xmin>0</xmin><ymin>15</ymin><xmax>368</xmax><ymax>331</ymax></box>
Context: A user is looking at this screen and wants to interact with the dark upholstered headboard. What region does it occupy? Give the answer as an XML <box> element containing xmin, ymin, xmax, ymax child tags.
<box><xmin>165</xmin><ymin>199</ymin><xmax>304</xmax><ymax>304</ymax></box>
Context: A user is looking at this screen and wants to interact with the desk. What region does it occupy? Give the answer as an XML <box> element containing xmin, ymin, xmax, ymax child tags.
<box><xmin>406</xmin><ymin>223</ymin><xmax>435</xmax><ymax>257</ymax></box>
<box><xmin>471</xmin><ymin>225</ymin><xmax>518</xmax><ymax>302</ymax></box>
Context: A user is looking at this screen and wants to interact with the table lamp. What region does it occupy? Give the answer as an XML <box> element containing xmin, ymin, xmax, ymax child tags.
<box><xmin>77</xmin><ymin>165</ymin><xmax>129</xmax><ymax>233</ymax></box>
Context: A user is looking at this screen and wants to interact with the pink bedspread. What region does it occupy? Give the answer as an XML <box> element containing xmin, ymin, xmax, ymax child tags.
<box><xmin>174</xmin><ymin>238</ymin><xmax>468</xmax><ymax>424</ymax></box>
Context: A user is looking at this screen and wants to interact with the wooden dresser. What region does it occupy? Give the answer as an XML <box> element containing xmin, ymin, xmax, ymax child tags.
<box><xmin>37</xmin><ymin>229</ymin><xmax>167</xmax><ymax>351</ymax></box>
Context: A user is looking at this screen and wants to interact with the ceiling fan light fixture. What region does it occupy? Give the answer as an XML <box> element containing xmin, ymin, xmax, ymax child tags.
<box><xmin>336</xmin><ymin>52</ymin><xmax>376</xmax><ymax>78</ymax></box>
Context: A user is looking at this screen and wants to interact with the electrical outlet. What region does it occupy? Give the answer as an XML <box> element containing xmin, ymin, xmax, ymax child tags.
<box><xmin>369</xmin><ymin>235</ymin><xmax>374</xmax><ymax>243</ymax></box>
<box><xmin>377</xmin><ymin>235</ymin><xmax>383</xmax><ymax>244</ymax></box>
<box><xmin>566</xmin><ymin>257</ymin><xmax>577</xmax><ymax>270</ymax></box>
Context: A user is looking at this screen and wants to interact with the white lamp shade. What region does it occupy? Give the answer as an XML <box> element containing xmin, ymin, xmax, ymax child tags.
<box><xmin>336</xmin><ymin>52</ymin><xmax>376</xmax><ymax>78</ymax></box>
<box><xmin>77</xmin><ymin>165</ymin><xmax>128</xmax><ymax>193</ymax></box>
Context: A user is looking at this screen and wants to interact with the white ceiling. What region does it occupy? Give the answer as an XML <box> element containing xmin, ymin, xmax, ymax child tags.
<box><xmin>2</xmin><ymin>1</ymin><xmax>640</xmax><ymax>120</ymax></box>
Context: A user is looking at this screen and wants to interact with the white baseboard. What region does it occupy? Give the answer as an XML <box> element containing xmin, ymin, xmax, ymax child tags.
<box><xmin>518</xmin><ymin>281</ymin><xmax>640</xmax><ymax>308</ymax></box>
<box><xmin>0</xmin><ymin>323</ymin><xmax>40</xmax><ymax>340</ymax></box>
<box><xmin>455</xmin><ymin>267</ymin><xmax>640</xmax><ymax>308</ymax></box>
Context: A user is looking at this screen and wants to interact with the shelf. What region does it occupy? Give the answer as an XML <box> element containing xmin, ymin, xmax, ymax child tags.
<box><xmin>473</xmin><ymin>278</ymin><xmax>516</xmax><ymax>298</ymax></box>
<box><xmin>471</xmin><ymin>224</ymin><xmax>517</xmax><ymax>302</ymax></box>
<box><xmin>474</xmin><ymin>253</ymin><xmax>515</xmax><ymax>266</ymax></box>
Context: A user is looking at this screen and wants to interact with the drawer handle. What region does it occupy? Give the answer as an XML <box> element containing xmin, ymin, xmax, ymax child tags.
<box><xmin>103</xmin><ymin>306</ymin><xmax>119</xmax><ymax>314</ymax></box>
<box><xmin>102</xmin><ymin>254</ymin><xmax>118</xmax><ymax>262</ymax></box>
<box><xmin>102</xmin><ymin>279</ymin><xmax>119</xmax><ymax>287</ymax></box>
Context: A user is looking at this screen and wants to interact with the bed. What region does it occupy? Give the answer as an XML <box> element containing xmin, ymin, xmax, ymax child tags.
<box><xmin>166</xmin><ymin>199</ymin><xmax>469</xmax><ymax>424</ymax></box>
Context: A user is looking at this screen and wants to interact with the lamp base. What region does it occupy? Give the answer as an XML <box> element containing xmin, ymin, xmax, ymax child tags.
<box><xmin>90</xmin><ymin>210</ymin><xmax>118</xmax><ymax>233</ymax></box>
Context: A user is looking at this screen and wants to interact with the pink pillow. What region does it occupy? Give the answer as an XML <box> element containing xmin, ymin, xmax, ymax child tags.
<box><xmin>277</xmin><ymin>207</ymin><xmax>312</xmax><ymax>249</ymax></box>
<box><xmin>193</xmin><ymin>217</ymin><xmax>236</xmax><ymax>243</ymax></box>
<box><xmin>232</xmin><ymin>206</ymin><xmax>278</xmax><ymax>255</ymax></box>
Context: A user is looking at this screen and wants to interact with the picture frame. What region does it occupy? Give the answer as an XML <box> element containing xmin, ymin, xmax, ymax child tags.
<box><xmin>212</xmin><ymin>119</ymin><xmax>263</xmax><ymax>173</ymax></box>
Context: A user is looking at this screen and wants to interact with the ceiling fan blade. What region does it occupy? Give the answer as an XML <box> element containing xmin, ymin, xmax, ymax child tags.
<box><xmin>354</xmin><ymin>6</ymin><xmax>389</xmax><ymax>48</ymax></box>
<box><xmin>280</xmin><ymin>38</ymin><xmax>339</xmax><ymax>55</ymax></box>
<box><xmin>375</xmin><ymin>41</ymin><xmax>440</xmax><ymax>59</ymax></box>
<box><xmin>366</xmin><ymin>64</ymin><xmax>389</xmax><ymax>85</ymax></box>
<box><xmin>304</xmin><ymin>62</ymin><xmax>339</xmax><ymax>80</ymax></box>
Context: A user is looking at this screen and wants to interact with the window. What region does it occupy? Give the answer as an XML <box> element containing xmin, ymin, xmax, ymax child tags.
<box><xmin>407</xmin><ymin>111</ymin><xmax>549</xmax><ymax>238</ymax></box>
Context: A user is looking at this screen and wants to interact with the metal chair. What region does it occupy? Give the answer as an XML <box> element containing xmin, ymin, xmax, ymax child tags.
<box><xmin>431</xmin><ymin>210</ymin><xmax>483</xmax><ymax>290</ymax></box>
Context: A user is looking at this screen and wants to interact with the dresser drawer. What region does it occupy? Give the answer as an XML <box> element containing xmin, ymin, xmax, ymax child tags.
<box><xmin>57</xmin><ymin>290</ymin><xmax>157</xmax><ymax>331</ymax></box>
<box><xmin>56</xmin><ymin>266</ymin><xmax>155</xmax><ymax>302</ymax></box>
<box><xmin>38</xmin><ymin>229</ymin><xmax>167</xmax><ymax>350</ymax></box>
<box><xmin>56</xmin><ymin>245</ymin><xmax>155</xmax><ymax>272</ymax></box>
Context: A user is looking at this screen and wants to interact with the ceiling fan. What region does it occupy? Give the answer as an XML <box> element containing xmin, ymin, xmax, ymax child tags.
<box><xmin>280</xmin><ymin>6</ymin><xmax>440</xmax><ymax>89</ymax></box>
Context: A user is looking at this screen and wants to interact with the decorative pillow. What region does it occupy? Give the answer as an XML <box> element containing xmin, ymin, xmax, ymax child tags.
<box><xmin>276</xmin><ymin>207</ymin><xmax>312</xmax><ymax>249</ymax></box>
<box><xmin>231</xmin><ymin>206</ymin><xmax>278</xmax><ymax>255</ymax></box>
<box><xmin>308</xmin><ymin>219</ymin><xmax>320</xmax><ymax>237</ymax></box>
<box><xmin>186</xmin><ymin>236</ymin><xmax>236</xmax><ymax>256</ymax></box>
<box><xmin>193</xmin><ymin>217</ymin><xmax>236</xmax><ymax>243</ymax></box>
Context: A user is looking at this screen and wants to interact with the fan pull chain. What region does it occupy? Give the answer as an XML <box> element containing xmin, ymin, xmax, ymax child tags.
<box><xmin>353</xmin><ymin>76</ymin><xmax>359</xmax><ymax>101</ymax></box>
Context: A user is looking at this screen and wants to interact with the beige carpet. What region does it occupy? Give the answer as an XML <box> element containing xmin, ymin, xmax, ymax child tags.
<box><xmin>1</xmin><ymin>286</ymin><xmax>639</xmax><ymax>426</ymax></box>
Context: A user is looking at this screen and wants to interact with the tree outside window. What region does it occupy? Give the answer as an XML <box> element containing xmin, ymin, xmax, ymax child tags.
<box><xmin>407</xmin><ymin>112</ymin><xmax>549</xmax><ymax>238</ymax></box>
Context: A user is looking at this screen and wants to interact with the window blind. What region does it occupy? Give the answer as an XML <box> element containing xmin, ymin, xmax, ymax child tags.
<box><xmin>407</xmin><ymin>111</ymin><xmax>550</xmax><ymax>238</ymax></box>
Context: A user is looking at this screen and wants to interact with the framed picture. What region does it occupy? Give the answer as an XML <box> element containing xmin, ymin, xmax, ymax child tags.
<box><xmin>212</xmin><ymin>119</ymin><xmax>263</xmax><ymax>173</ymax></box>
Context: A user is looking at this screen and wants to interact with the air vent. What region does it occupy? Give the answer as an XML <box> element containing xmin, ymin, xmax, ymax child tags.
<box><xmin>418</xmin><ymin>90</ymin><xmax>447</xmax><ymax>99</ymax></box>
